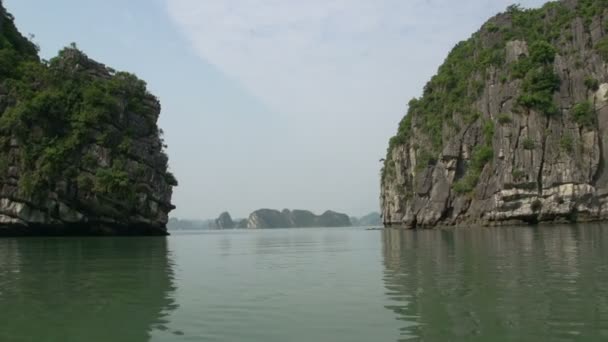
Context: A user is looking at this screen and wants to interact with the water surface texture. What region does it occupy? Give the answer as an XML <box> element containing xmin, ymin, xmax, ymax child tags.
<box><xmin>1</xmin><ymin>225</ymin><xmax>607</xmax><ymax>341</ymax></box>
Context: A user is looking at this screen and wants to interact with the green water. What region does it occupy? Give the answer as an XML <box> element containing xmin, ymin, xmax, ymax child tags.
<box><xmin>1</xmin><ymin>225</ymin><xmax>607</xmax><ymax>341</ymax></box>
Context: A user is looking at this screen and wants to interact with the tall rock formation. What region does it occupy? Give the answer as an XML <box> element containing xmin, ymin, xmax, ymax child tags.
<box><xmin>0</xmin><ymin>2</ymin><xmax>176</xmax><ymax>235</ymax></box>
<box><xmin>382</xmin><ymin>0</ymin><xmax>608</xmax><ymax>228</ymax></box>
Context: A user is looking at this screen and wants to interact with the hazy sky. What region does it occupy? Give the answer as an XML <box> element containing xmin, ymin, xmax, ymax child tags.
<box><xmin>6</xmin><ymin>0</ymin><xmax>547</xmax><ymax>219</ymax></box>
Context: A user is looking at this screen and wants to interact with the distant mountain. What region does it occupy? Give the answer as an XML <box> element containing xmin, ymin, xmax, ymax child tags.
<box><xmin>235</xmin><ymin>219</ymin><xmax>248</xmax><ymax>228</ymax></box>
<box><xmin>247</xmin><ymin>209</ymin><xmax>351</xmax><ymax>229</ymax></box>
<box><xmin>170</xmin><ymin>208</ymin><xmax>355</xmax><ymax>230</ymax></box>
<box><xmin>167</xmin><ymin>217</ymin><xmax>215</xmax><ymax>230</ymax></box>
<box><xmin>351</xmin><ymin>212</ymin><xmax>382</xmax><ymax>227</ymax></box>
<box><xmin>215</xmin><ymin>212</ymin><xmax>235</xmax><ymax>229</ymax></box>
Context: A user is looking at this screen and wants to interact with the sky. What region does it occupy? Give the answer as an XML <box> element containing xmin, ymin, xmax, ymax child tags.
<box><xmin>5</xmin><ymin>0</ymin><xmax>547</xmax><ymax>220</ymax></box>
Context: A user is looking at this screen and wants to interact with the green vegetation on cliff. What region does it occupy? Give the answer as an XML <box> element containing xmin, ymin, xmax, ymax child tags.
<box><xmin>381</xmin><ymin>0</ymin><xmax>608</xmax><ymax>228</ymax></box>
<box><xmin>383</xmin><ymin>0</ymin><xmax>608</xmax><ymax>185</ymax></box>
<box><xmin>0</xmin><ymin>2</ymin><xmax>175</xmax><ymax>234</ymax></box>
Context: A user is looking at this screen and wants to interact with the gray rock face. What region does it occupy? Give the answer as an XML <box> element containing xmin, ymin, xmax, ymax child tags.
<box><xmin>247</xmin><ymin>209</ymin><xmax>352</xmax><ymax>229</ymax></box>
<box><xmin>215</xmin><ymin>212</ymin><xmax>235</xmax><ymax>229</ymax></box>
<box><xmin>381</xmin><ymin>1</ymin><xmax>608</xmax><ymax>228</ymax></box>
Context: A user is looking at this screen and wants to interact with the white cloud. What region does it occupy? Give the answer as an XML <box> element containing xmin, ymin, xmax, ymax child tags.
<box><xmin>165</xmin><ymin>0</ymin><xmax>548</xmax><ymax>217</ymax></box>
<box><xmin>166</xmin><ymin>0</ymin><xmax>546</xmax><ymax>120</ymax></box>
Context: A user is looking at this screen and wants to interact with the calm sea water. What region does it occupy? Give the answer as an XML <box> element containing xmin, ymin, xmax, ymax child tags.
<box><xmin>1</xmin><ymin>225</ymin><xmax>608</xmax><ymax>341</ymax></box>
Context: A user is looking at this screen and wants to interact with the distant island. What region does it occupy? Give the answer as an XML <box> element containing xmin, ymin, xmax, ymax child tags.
<box><xmin>247</xmin><ymin>209</ymin><xmax>351</xmax><ymax>229</ymax></box>
<box><xmin>0</xmin><ymin>2</ymin><xmax>175</xmax><ymax>236</ymax></box>
<box><xmin>350</xmin><ymin>212</ymin><xmax>382</xmax><ymax>227</ymax></box>
<box><xmin>169</xmin><ymin>210</ymin><xmax>381</xmax><ymax>230</ymax></box>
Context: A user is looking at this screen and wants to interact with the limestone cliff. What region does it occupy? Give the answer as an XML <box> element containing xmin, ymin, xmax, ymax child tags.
<box><xmin>247</xmin><ymin>209</ymin><xmax>351</xmax><ymax>229</ymax></box>
<box><xmin>0</xmin><ymin>3</ymin><xmax>176</xmax><ymax>235</ymax></box>
<box><xmin>382</xmin><ymin>0</ymin><xmax>608</xmax><ymax>228</ymax></box>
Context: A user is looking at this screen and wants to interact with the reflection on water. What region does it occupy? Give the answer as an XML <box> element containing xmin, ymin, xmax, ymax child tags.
<box><xmin>3</xmin><ymin>226</ymin><xmax>608</xmax><ymax>341</ymax></box>
<box><xmin>382</xmin><ymin>225</ymin><xmax>608</xmax><ymax>341</ymax></box>
<box><xmin>0</xmin><ymin>237</ymin><xmax>177</xmax><ymax>342</ymax></box>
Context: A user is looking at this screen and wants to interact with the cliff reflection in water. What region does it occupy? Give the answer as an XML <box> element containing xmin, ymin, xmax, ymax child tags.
<box><xmin>382</xmin><ymin>225</ymin><xmax>608</xmax><ymax>341</ymax></box>
<box><xmin>0</xmin><ymin>237</ymin><xmax>177</xmax><ymax>342</ymax></box>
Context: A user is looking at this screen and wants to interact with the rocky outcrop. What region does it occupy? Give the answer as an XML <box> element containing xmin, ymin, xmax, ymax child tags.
<box><xmin>215</xmin><ymin>212</ymin><xmax>235</xmax><ymax>229</ymax></box>
<box><xmin>381</xmin><ymin>0</ymin><xmax>608</xmax><ymax>228</ymax></box>
<box><xmin>246</xmin><ymin>209</ymin><xmax>352</xmax><ymax>229</ymax></box>
<box><xmin>0</xmin><ymin>3</ymin><xmax>175</xmax><ymax>235</ymax></box>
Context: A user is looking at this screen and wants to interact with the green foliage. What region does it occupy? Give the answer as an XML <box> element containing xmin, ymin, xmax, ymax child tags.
<box><xmin>453</xmin><ymin>145</ymin><xmax>494</xmax><ymax>194</ymax></box>
<box><xmin>92</xmin><ymin>159</ymin><xmax>138</xmax><ymax>208</ymax></box>
<box><xmin>0</xmin><ymin>6</ymin><xmax>177</xmax><ymax>205</ymax></box>
<box><xmin>381</xmin><ymin>158</ymin><xmax>397</xmax><ymax>182</ymax></box>
<box><xmin>386</xmin><ymin>29</ymin><xmax>505</xmax><ymax>159</ymax></box>
<box><xmin>560</xmin><ymin>135</ymin><xmax>574</xmax><ymax>152</ymax></box>
<box><xmin>529</xmin><ymin>41</ymin><xmax>557</xmax><ymax>64</ymax></box>
<box><xmin>517</xmin><ymin>66</ymin><xmax>560</xmax><ymax>115</ymax></box>
<box><xmin>503</xmin><ymin>25</ymin><xmax>560</xmax><ymax>116</ymax></box>
<box><xmin>383</xmin><ymin>0</ymin><xmax>608</xmax><ymax>194</ymax></box>
<box><xmin>118</xmin><ymin>137</ymin><xmax>132</xmax><ymax>154</ymax></box>
<box><xmin>18</xmin><ymin>172</ymin><xmax>35</xmax><ymax>197</ymax></box>
<box><xmin>522</xmin><ymin>137</ymin><xmax>536</xmax><ymax>150</ymax></box>
<box><xmin>464</xmin><ymin>111</ymin><xmax>482</xmax><ymax>125</ymax></box>
<box><xmin>577</xmin><ymin>0</ymin><xmax>608</xmax><ymax>27</ymax></box>
<box><xmin>77</xmin><ymin>174</ymin><xmax>94</xmax><ymax>192</ymax></box>
<box><xmin>416</xmin><ymin>149</ymin><xmax>437</xmax><ymax>171</ymax></box>
<box><xmin>471</xmin><ymin>145</ymin><xmax>494</xmax><ymax>167</ymax></box>
<box><xmin>388</xmin><ymin>114</ymin><xmax>412</xmax><ymax>152</ymax></box>
<box><xmin>483</xmin><ymin>121</ymin><xmax>495</xmax><ymax>143</ymax></box>
<box><xmin>520</xmin><ymin>58</ymin><xmax>559</xmax><ymax>93</ymax></box>
<box><xmin>512</xmin><ymin>169</ymin><xmax>526</xmax><ymax>180</ymax></box>
<box><xmin>596</xmin><ymin>36</ymin><xmax>608</xmax><ymax>61</ymax></box>
<box><xmin>0</xmin><ymin>154</ymin><xmax>8</xmax><ymax>179</ymax></box>
<box><xmin>572</xmin><ymin>101</ymin><xmax>596</xmax><ymax>127</ymax></box>
<box><xmin>504</xmin><ymin>3</ymin><xmax>573</xmax><ymax>43</ymax></box>
<box><xmin>585</xmin><ymin>77</ymin><xmax>600</xmax><ymax>91</ymax></box>
<box><xmin>497</xmin><ymin>113</ymin><xmax>512</xmax><ymax>124</ymax></box>
<box><xmin>0</xmin><ymin>7</ymin><xmax>38</xmax><ymax>64</ymax></box>
<box><xmin>511</xmin><ymin>58</ymin><xmax>534</xmax><ymax>79</ymax></box>
<box><xmin>486</xmin><ymin>23</ymin><xmax>500</xmax><ymax>33</ymax></box>
<box><xmin>453</xmin><ymin>179</ymin><xmax>475</xmax><ymax>194</ymax></box>
<box><xmin>82</xmin><ymin>152</ymin><xmax>97</xmax><ymax>169</ymax></box>
<box><xmin>165</xmin><ymin>171</ymin><xmax>179</xmax><ymax>186</ymax></box>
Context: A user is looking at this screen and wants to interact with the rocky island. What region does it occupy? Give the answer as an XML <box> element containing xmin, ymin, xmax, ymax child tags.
<box><xmin>382</xmin><ymin>0</ymin><xmax>608</xmax><ymax>228</ymax></box>
<box><xmin>208</xmin><ymin>209</ymin><xmax>351</xmax><ymax>229</ymax></box>
<box><xmin>0</xmin><ymin>2</ymin><xmax>176</xmax><ymax>235</ymax></box>
<box><xmin>215</xmin><ymin>212</ymin><xmax>236</xmax><ymax>229</ymax></box>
